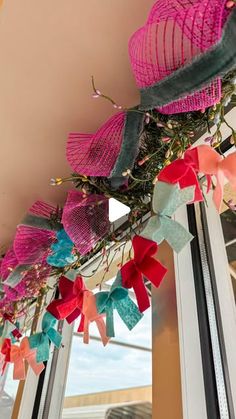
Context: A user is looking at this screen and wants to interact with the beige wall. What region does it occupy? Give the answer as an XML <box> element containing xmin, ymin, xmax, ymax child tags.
<box><xmin>0</xmin><ymin>0</ymin><xmax>154</xmax><ymax>251</ymax></box>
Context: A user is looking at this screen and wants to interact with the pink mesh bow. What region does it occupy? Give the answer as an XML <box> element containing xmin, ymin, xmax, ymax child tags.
<box><xmin>62</xmin><ymin>190</ymin><xmax>109</xmax><ymax>255</ymax></box>
<box><xmin>129</xmin><ymin>0</ymin><xmax>229</xmax><ymax>113</ymax></box>
<box><xmin>0</xmin><ymin>247</ymin><xmax>18</xmax><ymax>281</ymax></box>
<box><xmin>10</xmin><ymin>337</ymin><xmax>45</xmax><ymax>380</ymax></box>
<box><xmin>13</xmin><ymin>201</ymin><xmax>57</xmax><ymax>264</ymax></box>
<box><xmin>67</xmin><ymin>112</ymin><xmax>125</xmax><ymax>176</ymax></box>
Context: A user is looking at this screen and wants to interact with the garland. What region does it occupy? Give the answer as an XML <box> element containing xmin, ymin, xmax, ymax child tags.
<box><xmin>0</xmin><ymin>1</ymin><xmax>236</xmax><ymax>382</ymax></box>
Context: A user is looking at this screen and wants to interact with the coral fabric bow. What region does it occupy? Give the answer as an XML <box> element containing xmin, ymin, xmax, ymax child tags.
<box><xmin>121</xmin><ymin>236</ymin><xmax>167</xmax><ymax>313</ymax></box>
<box><xmin>10</xmin><ymin>337</ymin><xmax>45</xmax><ymax>380</ymax></box>
<box><xmin>96</xmin><ymin>273</ymin><xmax>143</xmax><ymax>337</ymax></box>
<box><xmin>47</xmin><ymin>276</ymin><xmax>108</xmax><ymax>346</ymax></box>
<box><xmin>197</xmin><ymin>145</ymin><xmax>236</xmax><ymax>211</ymax></box>
<box><xmin>28</xmin><ymin>312</ymin><xmax>62</xmax><ymax>363</ymax></box>
<box><xmin>77</xmin><ymin>292</ymin><xmax>109</xmax><ymax>346</ymax></box>
<box><xmin>141</xmin><ymin>181</ymin><xmax>194</xmax><ymax>253</ymax></box>
<box><xmin>158</xmin><ymin>147</ymin><xmax>203</xmax><ymax>202</ymax></box>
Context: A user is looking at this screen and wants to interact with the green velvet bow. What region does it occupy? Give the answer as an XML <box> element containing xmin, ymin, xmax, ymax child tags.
<box><xmin>29</xmin><ymin>312</ymin><xmax>62</xmax><ymax>363</ymax></box>
<box><xmin>95</xmin><ymin>273</ymin><xmax>143</xmax><ymax>337</ymax></box>
<box><xmin>141</xmin><ymin>181</ymin><xmax>194</xmax><ymax>253</ymax></box>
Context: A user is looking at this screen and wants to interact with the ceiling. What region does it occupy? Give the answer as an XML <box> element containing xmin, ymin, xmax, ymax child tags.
<box><xmin>0</xmin><ymin>0</ymin><xmax>154</xmax><ymax>251</ymax></box>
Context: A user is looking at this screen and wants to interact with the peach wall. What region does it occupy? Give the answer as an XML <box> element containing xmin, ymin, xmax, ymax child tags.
<box><xmin>0</xmin><ymin>0</ymin><xmax>154</xmax><ymax>251</ymax></box>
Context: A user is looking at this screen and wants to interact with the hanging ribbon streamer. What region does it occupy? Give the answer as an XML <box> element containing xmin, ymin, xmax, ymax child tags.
<box><xmin>141</xmin><ymin>182</ymin><xmax>194</xmax><ymax>253</ymax></box>
<box><xmin>121</xmin><ymin>236</ymin><xmax>167</xmax><ymax>313</ymax></box>
<box><xmin>46</xmin><ymin>229</ymin><xmax>78</xmax><ymax>268</ymax></box>
<box><xmin>28</xmin><ymin>312</ymin><xmax>62</xmax><ymax>363</ymax></box>
<box><xmin>11</xmin><ymin>337</ymin><xmax>45</xmax><ymax>380</ymax></box>
<box><xmin>96</xmin><ymin>272</ymin><xmax>143</xmax><ymax>338</ymax></box>
<box><xmin>0</xmin><ymin>320</ymin><xmax>17</xmax><ymax>345</ymax></box>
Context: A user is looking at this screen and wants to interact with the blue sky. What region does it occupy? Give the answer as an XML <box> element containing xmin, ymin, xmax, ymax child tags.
<box><xmin>65</xmin><ymin>308</ymin><xmax>152</xmax><ymax>396</ymax></box>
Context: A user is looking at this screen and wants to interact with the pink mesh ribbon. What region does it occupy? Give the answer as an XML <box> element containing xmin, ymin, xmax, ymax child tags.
<box><xmin>13</xmin><ymin>201</ymin><xmax>58</xmax><ymax>264</ymax></box>
<box><xmin>129</xmin><ymin>0</ymin><xmax>229</xmax><ymax>113</ymax></box>
<box><xmin>62</xmin><ymin>190</ymin><xmax>109</xmax><ymax>255</ymax></box>
<box><xmin>67</xmin><ymin>112</ymin><xmax>125</xmax><ymax>176</ymax></box>
<box><xmin>10</xmin><ymin>337</ymin><xmax>45</xmax><ymax>380</ymax></box>
<box><xmin>0</xmin><ymin>247</ymin><xmax>18</xmax><ymax>281</ymax></box>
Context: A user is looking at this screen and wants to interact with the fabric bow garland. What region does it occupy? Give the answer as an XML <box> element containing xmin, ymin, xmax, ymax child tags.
<box><xmin>158</xmin><ymin>147</ymin><xmax>203</xmax><ymax>202</ymax></box>
<box><xmin>96</xmin><ymin>272</ymin><xmax>143</xmax><ymax>337</ymax></box>
<box><xmin>47</xmin><ymin>276</ymin><xmax>108</xmax><ymax>345</ymax></box>
<box><xmin>28</xmin><ymin>312</ymin><xmax>62</xmax><ymax>363</ymax></box>
<box><xmin>10</xmin><ymin>337</ymin><xmax>45</xmax><ymax>380</ymax></box>
<box><xmin>46</xmin><ymin>229</ymin><xmax>78</xmax><ymax>268</ymax></box>
<box><xmin>141</xmin><ymin>181</ymin><xmax>194</xmax><ymax>253</ymax></box>
<box><xmin>121</xmin><ymin>236</ymin><xmax>167</xmax><ymax>313</ymax></box>
<box><xmin>197</xmin><ymin>145</ymin><xmax>236</xmax><ymax>211</ymax></box>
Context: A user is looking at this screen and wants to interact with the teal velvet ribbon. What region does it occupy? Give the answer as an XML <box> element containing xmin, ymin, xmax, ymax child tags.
<box><xmin>21</xmin><ymin>214</ymin><xmax>62</xmax><ymax>231</ymax></box>
<box><xmin>95</xmin><ymin>273</ymin><xmax>143</xmax><ymax>337</ymax></box>
<box><xmin>141</xmin><ymin>182</ymin><xmax>194</xmax><ymax>253</ymax></box>
<box><xmin>47</xmin><ymin>229</ymin><xmax>78</xmax><ymax>268</ymax></box>
<box><xmin>140</xmin><ymin>8</ymin><xmax>236</xmax><ymax>110</ymax></box>
<box><xmin>29</xmin><ymin>312</ymin><xmax>62</xmax><ymax>362</ymax></box>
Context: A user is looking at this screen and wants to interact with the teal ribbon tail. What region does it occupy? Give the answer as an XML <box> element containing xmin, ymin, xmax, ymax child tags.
<box><xmin>141</xmin><ymin>216</ymin><xmax>162</xmax><ymax>243</ymax></box>
<box><xmin>29</xmin><ymin>332</ymin><xmax>49</xmax><ymax>362</ymax></box>
<box><xmin>105</xmin><ymin>304</ymin><xmax>115</xmax><ymax>338</ymax></box>
<box><xmin>153</xmin><ymin>217</ymin><xmax>193</xmax><ymax>253</ymax></box>
<box><xmin>115</xmin><ymin>296</ymin><xmax>143</xmax><ymax>331</ymax></box>
<box><xmin>47</xmin><ymin>327</ymin><xmax>62</xmax><ymax>349</ymax></box>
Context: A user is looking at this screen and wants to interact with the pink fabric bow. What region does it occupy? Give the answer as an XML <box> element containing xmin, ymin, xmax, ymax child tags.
<box><xmin>47</xmin><ymin>276</ymin><xmax>108</xmax><ymax>345</ymax></box>
<box><xmin>121</xmin><ymin>236</ymin><xmax>167</xmax><ymax>312</ymax></box>
<box><xmin>197</xmin><ymin>145</ymin><xmax>236</xmax><ymax>211</ymax></box>
<box><xmin>10</xmin><ymin>337</ymin><xmax>45</xmax><ymax>380</ymax></box>
<box><xmin>158</xmin><ymin>147</ymin><xmax>203</xmax><ymax>202</ymax></box>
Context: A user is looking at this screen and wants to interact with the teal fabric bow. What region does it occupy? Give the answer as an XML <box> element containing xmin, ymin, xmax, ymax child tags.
<box><xmin>28</xmin><ymin>312</ymin><xmax>62</xmax><ymax>362</ymax></box>
<box><xmin>47</xmin><ymin>229</ymin><xmax>78</xmax><ymax>268</ymax></box>
<box><xmin>95</xmin><ymin>273</ymin><xmax>143</xmax><ymax>337</ymax></box>
<box><xmin>141</xmin><ymin>182</ymin><xmax>194</xmax><ymax>253</ymax></box>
